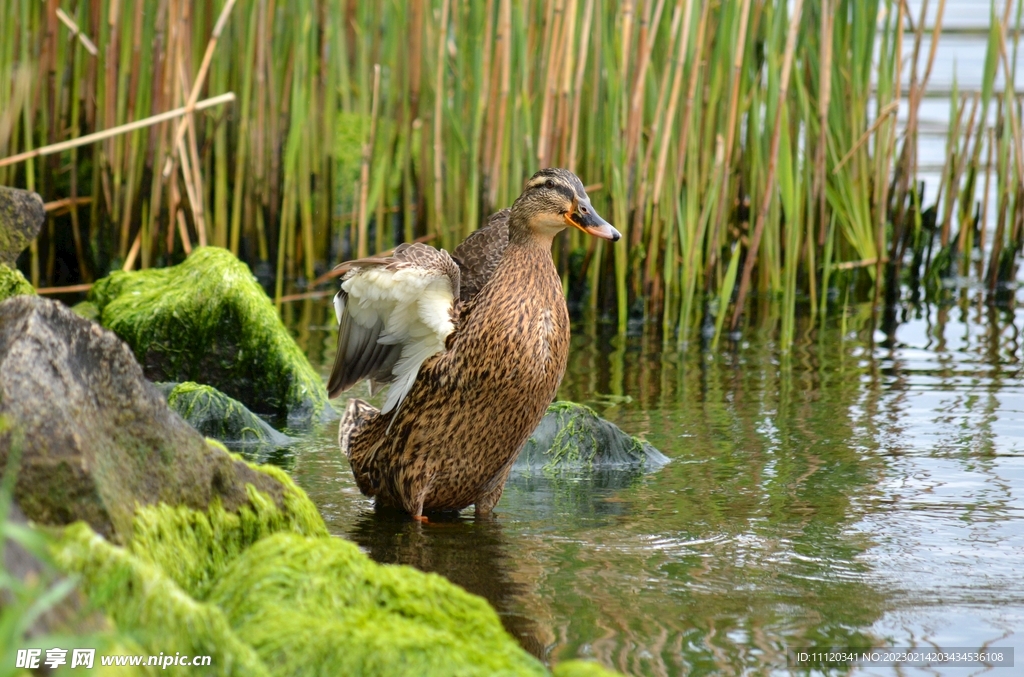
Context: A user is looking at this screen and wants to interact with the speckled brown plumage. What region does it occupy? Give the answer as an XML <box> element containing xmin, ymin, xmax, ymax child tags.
<box><xmin>451</xmin><ymin>208</ymin><xmax>509</xmax><ymax>302</ymax></box>
<box><xmin>333</xmin><ymin>168</ymin><xmax>619</xmax><ymax>518</ymax></box>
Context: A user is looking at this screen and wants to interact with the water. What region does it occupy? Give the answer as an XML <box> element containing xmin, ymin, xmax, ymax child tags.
<box><xmin>275</xmin><ymin>290</ymin><xmax>1024</xmax><ymax>676</ymax></box>
<box><xmin>264</xmin><ymin>6</ymin><xmax>1024</xmax><ymax>674</ymax></box>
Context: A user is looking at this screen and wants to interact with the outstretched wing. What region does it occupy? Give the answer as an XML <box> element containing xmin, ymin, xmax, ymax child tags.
<box><xmin>452</xmin><ymin>208</ymin><xmax>509</xmax><ymax>302</ymax></box>
<box><xmin>327</xmin><ymin>243</ymin><xmax>461</xmax><ymax>414</ymax></box>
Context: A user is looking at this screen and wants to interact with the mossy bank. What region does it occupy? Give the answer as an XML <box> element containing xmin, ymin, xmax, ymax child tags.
<box><xmin>51</xmin><ymin>473</ymin><xmax>618</xmax><ymax>677</ymax></box>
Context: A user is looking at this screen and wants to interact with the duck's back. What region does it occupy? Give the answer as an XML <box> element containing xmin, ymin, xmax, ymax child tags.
<box><xmin>345</xmin><ymin>242</ymin><xmax>569</xmax><ymax>514</ymax></box>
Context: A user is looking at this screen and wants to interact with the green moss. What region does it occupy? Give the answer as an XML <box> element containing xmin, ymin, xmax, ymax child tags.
<box><xmin>72</xmin><ymin>300</ymin><xmax>101</xmax><ymax>321</ymax></box>
<box><xmin>552</xmin><ymin>661</ymin><xmax>624</xmax><ymax>677</ymax></box>
<box><xmin>0</xmin><ymin>263</ymin><xmax>34</xmax><ymax>301</ymax></box>
<box><xmin>88</xmin><ymin>247</ymin><xmax>328</xmax><ymax>423</ymax></box>
<box><xmin>208</xmin><ymin>533</ymin><xmax>548</xmax><ymax>677</ymax></box>
<box><xmin>545</xmin><ymin>402</ymin><xmax>603</xmax><ymax>470</ymax></box>
<box><xmin>166</xmin><ymin>382</ymin><xmax>288</xmax><ymax>446</ymax></box>
<box><xmin>126</xmin><ymin>456</ymin><xmax>327</xmax><ymax>599</ymax></box>
<box><xmin>519</xmin><ymin>402</ymin><xmax>664</xmax><ymax>475</ymax></box>
<box><xmin>52</xmin><ymin>523</ymin><xmax>271</xmax><ymax>677</ymax></box>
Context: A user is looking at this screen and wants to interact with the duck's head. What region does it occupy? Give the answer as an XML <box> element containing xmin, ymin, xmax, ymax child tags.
<box><xmin>508</xmin><ymin>168</ymin><xmax>621</xmax><ymax>244</ymax></box>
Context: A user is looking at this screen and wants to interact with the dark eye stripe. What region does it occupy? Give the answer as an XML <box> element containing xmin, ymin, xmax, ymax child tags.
<box><xmin>550</xmin><ymin>182</ymin><xmax>576</xmax><ymax>203</ymax></box>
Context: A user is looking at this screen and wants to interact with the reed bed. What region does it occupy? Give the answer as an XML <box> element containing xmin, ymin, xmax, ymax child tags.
<box><xmin>1</xmin><ymin>0</ymin><xmax>1022</xmax><ymax>343</ymax></box>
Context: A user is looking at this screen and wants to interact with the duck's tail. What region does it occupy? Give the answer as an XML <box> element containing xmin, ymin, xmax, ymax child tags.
<box><xmin>339</xmin><ymin>398</ymin><xmax>379</xmax><ymax>457</ymax></box>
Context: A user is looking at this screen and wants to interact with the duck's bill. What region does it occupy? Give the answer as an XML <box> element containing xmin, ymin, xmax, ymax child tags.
<box><xmin>565</xmin><ymin>208</ymin><xmax>621</xmax><ymax>242</ymax></box>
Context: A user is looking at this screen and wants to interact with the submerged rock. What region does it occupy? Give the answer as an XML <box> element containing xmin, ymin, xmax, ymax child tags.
<box><xmin>88</xmin><ymin>246</ymin><xmax>328</xmax><ymax>425</ymax></box>
<box><xmin>0</xmin><ymin>185</ymin><xmax>45</xmax><ymax>266</ymax></box>
<box><xmin>158</xmin><ymin>381</ymin><xmax>292</xmax><ymax>448</ymax></box>
<box><xmin>517</xmin><ymin>401</ymin><xmax>669</xmax><ymax>473</ymax></box>
<box><xmin>0</xmin><ymin>262</ymin><xmax>34</xmax><ymax>301</ymax></box>
<box><xmin>0</xmin><ymin>295</ymin><xmax>318</xmax><ymax>543</ymax></box>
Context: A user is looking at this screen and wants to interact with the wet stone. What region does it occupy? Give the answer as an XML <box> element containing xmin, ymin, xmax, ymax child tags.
<box><xmin>157</xmin><ymin>381</ymin><xmax>292</xmax><ymax>448</ymax></box>
<box><xmin>516</xmin><ymin>401</ymin><xmax>669</xmax><ymax>473</ymax></box>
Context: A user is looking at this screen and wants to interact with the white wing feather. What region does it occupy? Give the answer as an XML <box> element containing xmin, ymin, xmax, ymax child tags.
<box><xmin>341</xmin><ymin>266</ymin><xmax>454</xmax><ymax>413</ymax></box>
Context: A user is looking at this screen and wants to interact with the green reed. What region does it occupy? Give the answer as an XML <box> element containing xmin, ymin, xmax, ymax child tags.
<box><xmin>1</xmin><ymin>0</ymin><xmax>1022</xmax><ymax>341</ymax></box>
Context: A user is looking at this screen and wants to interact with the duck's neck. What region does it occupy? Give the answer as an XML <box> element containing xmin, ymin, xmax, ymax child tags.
<box><xmin>506</xmin><ymin>218</ymin><xmax>558</xmax><ymax>250</ymax></box>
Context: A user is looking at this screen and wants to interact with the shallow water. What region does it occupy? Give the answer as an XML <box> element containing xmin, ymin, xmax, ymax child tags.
<box><xmin>275</xmin><ymin>291</ymin><xmax>1024</xmax><ymax>676</ymax></box>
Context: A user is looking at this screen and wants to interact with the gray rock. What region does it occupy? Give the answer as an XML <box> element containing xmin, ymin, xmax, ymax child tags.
<box><xmin>0</xmin><ymin>295</ymin><xmax>293</xmax><ymax>543</ymax></box>
<box><xmin>157</xmin><ymin>381</ymin><xmax>292</xmax><ymax>448</ymax></box>
<box><xmin>0</xmin><ymin>186</ymin><xmax>45</xmax><ymax>267</ymax></box>
<box><xmin>515</xmin><ymin>401</ymin><xmax>669</xmax><ymax>473</ymax></box>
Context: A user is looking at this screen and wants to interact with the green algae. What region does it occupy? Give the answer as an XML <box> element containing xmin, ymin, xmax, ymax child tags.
<box><xmin>519</xmin><ymin>401</ymin><xmax>663</xmax><ymax>475</ymax></box>
<box><xmin>544</xmin><ymin>402</ymin><xmax>604</xmax><ymax>470</ymax></box>
<box><xmin>48</xmin><ymin>470</ymin><xmax>624</xmax><ymax>677</ymax></box>
<box><xmin>52</xmin><ymin>522</ymin><xmax>271</xmax><ymax>677</ymax></box>
<box><xmin>552</xmin><ymin>661</ymin><xmax>625</xmax><ymax>677</ymax></box>
<box><xmin>71</xmin><ymin>300</ymin><xmax>101</xmax><ymax>321</ymax></box>
<box><xmin>88</xmin><ymin>247</ymin><xmax>327</xmax><ymax>424</ymax></box>
<box><xmin>208</xmin><ymin>532</ymin><xmax>549</xmax><ymax>677</ymax></box>
<box><xmin>0</xmin><ymin>263</ymin><xmax>34</xmax><ymax>301</ymax></box>
<box><xmin>127</xmin><ymin>458</ymin><xmax>328</xmax><ymax>599</ymax></box>
<box><xmin>164</xmin><ymin>382</ymin><xmax>289</xmax><ymax>447</ymax></box>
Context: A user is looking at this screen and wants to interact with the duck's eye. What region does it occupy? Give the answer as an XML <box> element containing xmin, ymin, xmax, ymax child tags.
<box><xmin>580</xmin><ymin>205</ymin><xmax>589</xmax><ymax>214</ymax></box>
<box><xmin>545</xmin><ymin>179</ymin><xmax>554</xmax><ymax>188</ymax></box>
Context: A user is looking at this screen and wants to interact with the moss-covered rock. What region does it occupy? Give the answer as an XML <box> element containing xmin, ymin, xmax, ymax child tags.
<box><xmin>53</xmin><ymin>522</ymin><xmax>272</xmax><ymax>677</ymax></box>
<box><xmin>159</xmin><ymin>381</ymin><xmax>292</xmax><ymax>448</ymax></box>
<box><xmin>88</xmin><ymin>247</ymin><xmax>328</xmax><ymax>425</ymax></box>
<box><xmin>0</xmin><ymin>185</ymin><xmax>45</xmax><ymax>267</ymax></box>
<box><xmin>0</xmin><ymin>296</ymin><xmax>315</xmax><ymax>543</ymax></box>
<box><xmin>126</xmin><ymin>456</ymin><xmax>328</xmax><ymax>599</ymax></box>
<box><xmin>209</xmin><ymin>533</ymin><xmax>549</xmax><ymax>677</ymax></box>
<box><xmin>71</xmin><ymin>299</ymin><xmax>100</xmax><ymax>321</ymax></box>
<box><xmin>516</xmin><ymin>401</ymin><xmax>669</xmax><ymax>474</ymax></box>
<box><xmin>3</xmin><ymin>503</ymin><xmax>147</xmax><ymax>677</ymax></box>
<box><xmin>52</xmin><ymin>517</ymin><xmax>570</xmax><ymax>677</ymax></box>
<box><xmin>0</xmin><ymin>262</ymin><xmax>34</xmax><ymax>300</ymax></box>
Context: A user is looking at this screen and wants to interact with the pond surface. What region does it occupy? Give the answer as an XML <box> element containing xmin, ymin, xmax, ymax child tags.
<box><xmin>274</xmin><ymin>291</ymin><xmax>1023</xmax><ymax>677</ymax></box>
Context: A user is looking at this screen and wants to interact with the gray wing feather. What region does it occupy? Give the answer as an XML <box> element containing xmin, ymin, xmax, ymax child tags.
<box><xmin>327</xmin><ymin>290</ymin><xmax>403</xmax><ymax>398</ymax></box>
<box><xmin>327</xmin><ymin>244</ymin><xmax>460</xmax><ymax>400</ymax></box>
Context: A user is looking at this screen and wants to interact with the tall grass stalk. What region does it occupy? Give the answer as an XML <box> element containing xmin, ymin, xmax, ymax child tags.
<box><xmin>1</xmin><ymin>0</ymin><xmax>1022</xmax><ymax>340</ymax></box>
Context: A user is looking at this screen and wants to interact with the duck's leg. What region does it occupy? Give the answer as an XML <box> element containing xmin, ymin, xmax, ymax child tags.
<box><xmin>474</xmin><ymin>466</ymin><xmax>513</xmax><ymax>517</ymax></box>
<box><xmin>407</xmin><ymin>474</ymin><xmax>434</xmax><ymax>523</ymax></box>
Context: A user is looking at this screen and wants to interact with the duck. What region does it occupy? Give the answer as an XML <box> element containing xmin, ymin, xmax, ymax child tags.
<box><xmin>327</xmin><ymin>168</ymin><xmax>620</xmax><ymax>520</ymax></box>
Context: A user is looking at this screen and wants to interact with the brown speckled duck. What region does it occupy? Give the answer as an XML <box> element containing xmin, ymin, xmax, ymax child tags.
<box><xmin>328</xmin><ymin>168</ymin><xmax>620</xmax><ymax>520</ymax></box>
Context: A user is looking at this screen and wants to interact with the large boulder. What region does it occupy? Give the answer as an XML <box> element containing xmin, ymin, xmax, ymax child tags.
<box><xmin>158</xmin><ymin>381</ymin><xmax>292</xmax><ymax>448</ymax></box>
<box><xmin>0</xmin><ymin>262</ymin><xmax>34</xmax><ymax>301</ymax></box>
<box><xmin>516</xmin><ymin>402</ymin><xmax>669</xmax><ymax>473</ymax></box>
<box><xmin>0</xmin><ymin>185</ymin><xmax>45</xmax><ymax>267</ymax></box>
<box><xmin>0</xmin><ymin>295</ymin><xmax>320</xmax><ymax>543</ymax></box>
<box><xmin>88</xmin><ymin>247</ymin><xmax>328</xmax><ymax>425</ymax></box>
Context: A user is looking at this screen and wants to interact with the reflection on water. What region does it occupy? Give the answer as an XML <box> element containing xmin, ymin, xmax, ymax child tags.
<box><xmin>280</xmin><ymin>290</ymin><xmax>1023</xmax><ymax>675</ymax></box>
